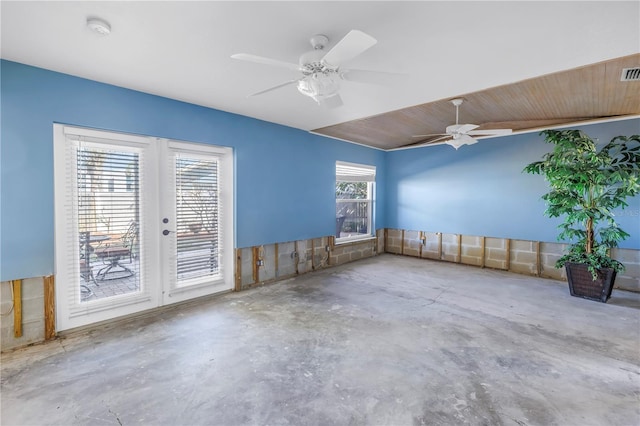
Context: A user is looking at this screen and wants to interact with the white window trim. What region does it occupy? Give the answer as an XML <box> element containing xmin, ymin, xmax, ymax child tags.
<box><xmin>335</xmin><ymin>161</ymin><xmax>375</xmax><ymax>243</ymax></box>
<box><xmin>159</xmin><ymin>139</ymin><xmax>235</xmax><ymax>305</ymax></box>
<box><xmin>54</xmin><ymin>125</ymin><xmax>161</xmax><ymax>330</ymax></box>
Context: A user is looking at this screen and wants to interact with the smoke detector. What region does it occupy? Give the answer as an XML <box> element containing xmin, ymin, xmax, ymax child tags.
<box><xmin>86</xmin><ymin>18</ymin><xmax>111</xmax><ymax>36</ymax></box>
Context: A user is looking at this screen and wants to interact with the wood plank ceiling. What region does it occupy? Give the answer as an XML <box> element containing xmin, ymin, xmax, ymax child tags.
<box><xmin>312</xmin><ymin>54</ymin><xmax>640</xmax><ymax>150</ymax></box>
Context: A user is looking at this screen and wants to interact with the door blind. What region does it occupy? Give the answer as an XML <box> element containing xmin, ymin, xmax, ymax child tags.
<box><xmin>174</xmin><ymin>154</ymin><xmax>221</xmax><ymax>285</ymax></box>
<box><xmin>59</xmin><ymin>132</ymin><xmax>151</xmax><ymax>318</ymax></box>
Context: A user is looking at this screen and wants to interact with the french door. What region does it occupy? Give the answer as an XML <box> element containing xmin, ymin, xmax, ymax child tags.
<box><xmin>54</xmin><ymin>125</ymin><xmax>234</xmax><ymax>331</ymax></box>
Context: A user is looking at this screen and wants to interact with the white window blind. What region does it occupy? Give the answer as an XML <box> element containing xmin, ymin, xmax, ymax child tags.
<box><xmin>56</xmin><ymin>129</ymin><xmax>153</xmax><ymax>324</ymax></box>
<box><xmin>174</xmin><ymin>155</ymin><xmax>220</xmax><ymax>283</ymax></box>
<box><xmin>336</xmin><ymin>161</ymin><xmax>376</xmax><ymax>182</ymax></box>
<box><xmin>76</xmin><ymin>147</ymin><xmax>140</xmax><ymax>251</ymax></box>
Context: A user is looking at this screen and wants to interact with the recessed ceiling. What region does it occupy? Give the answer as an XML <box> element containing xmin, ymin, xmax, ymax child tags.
<box><xmin>2</xmin><ymin>1</ymin><xmax>639</xmax><ymax>149</ymax></box>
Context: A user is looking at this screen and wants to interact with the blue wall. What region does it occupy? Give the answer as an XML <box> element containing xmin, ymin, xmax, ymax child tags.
<box><xmin>0</xmin><ymin>60</ymin><xmax>386</xmax><ymax>281</ymax></box>
<box><xmin>385</xmin><ymin>118</ymin><xmax>640</xmax><ymax>248</ymax></box>
<box><xmin>2</xmin><ymin>59</ymin><xmax>638</xmax><ymax>282</ymax></box>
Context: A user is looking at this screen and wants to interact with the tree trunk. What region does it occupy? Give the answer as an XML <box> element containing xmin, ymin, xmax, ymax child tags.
<box><xmin>585</xmin><ymin>217</ymin><xmax>593</xmax><ymax>254</ymax></box>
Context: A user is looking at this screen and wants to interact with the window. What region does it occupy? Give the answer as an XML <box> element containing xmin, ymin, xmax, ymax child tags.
<box><xmin>336</xmin><ymin>161</ymin><xmax>375</xmax><ymax>242</ymax></box>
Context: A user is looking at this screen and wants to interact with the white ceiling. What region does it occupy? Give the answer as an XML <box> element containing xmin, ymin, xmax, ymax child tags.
<box><xmin>2</xmin><ymin>1</ymin><xmax>639</xmax><ymax>133</ymax></box>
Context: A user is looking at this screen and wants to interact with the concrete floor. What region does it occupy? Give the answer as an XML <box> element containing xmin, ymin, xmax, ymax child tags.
<box><xmin>2</xmin><ymin>254</ymin><xmax>639</xmax><ymax>425</ymax></box>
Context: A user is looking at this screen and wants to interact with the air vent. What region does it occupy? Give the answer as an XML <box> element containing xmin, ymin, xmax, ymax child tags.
<box><xmin>620</xmin><ymin>67</ymin><xmax>640</xmax><ymax>81</ymax></box>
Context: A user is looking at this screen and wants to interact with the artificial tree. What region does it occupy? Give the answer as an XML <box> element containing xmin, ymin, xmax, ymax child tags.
<box><xmin>524</xmin><ymin>129</ymin><xmax>639</xmax><ymax>300</ymax></box>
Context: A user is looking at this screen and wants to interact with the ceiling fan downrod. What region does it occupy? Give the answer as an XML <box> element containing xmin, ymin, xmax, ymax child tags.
<box><xmin>451</xmin><ymin>98</ymin><xmax>464</xmax><ymax>125</ymax></box>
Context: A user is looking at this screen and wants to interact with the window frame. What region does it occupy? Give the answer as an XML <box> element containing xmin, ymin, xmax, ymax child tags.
<box><xmin>335</xmin><ymin>161</ymin><xmax>375</xmax><ymax>244</ymax></box>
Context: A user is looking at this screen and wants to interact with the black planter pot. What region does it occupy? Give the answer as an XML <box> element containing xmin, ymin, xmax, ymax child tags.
<box><xmin>565</xmin><ymin>262</ymin><xmax>617</xmax><ymax>303</ymax></box>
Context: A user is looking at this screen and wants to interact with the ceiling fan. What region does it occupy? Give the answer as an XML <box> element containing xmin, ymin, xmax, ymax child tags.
<box><xmin>231</xmin><ymin>30</ymin><xmax>393</xmax><ymax>108</ymax></box>
<box><xmin>412</xmin><ymin>99</ymin><xmax>513</xmax><ymax>149</ymax></box>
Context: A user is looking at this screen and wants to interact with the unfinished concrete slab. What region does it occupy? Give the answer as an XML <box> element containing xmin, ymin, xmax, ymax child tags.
<box><xmin>2</xmin><ymin>254</ymin><xmax>639</xmax><ymax>425</ymax></box>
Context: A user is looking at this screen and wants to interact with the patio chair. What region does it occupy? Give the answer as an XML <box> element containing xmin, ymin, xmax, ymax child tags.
<box><xmin>79</xmin><ymin>231</ymin><xmax>96</xmax><ymax>283</ymax></box>
<box><xmin>79</xmin><ymin>231</ymin><xmax>96</xmax><ymax>298</ymax></box>
<box><xmin>94</xmin><ymin>221</ymin><xmax>138</xmax><ymax>281</ymax></box>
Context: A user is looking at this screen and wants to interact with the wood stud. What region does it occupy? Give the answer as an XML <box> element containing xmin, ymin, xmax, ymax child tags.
<box><xmin>12</xmin><ymin>279</ymin><xmax>22</xmax><ymax>338</ymax></box>
<box><xmin>44</xmin><ymin>275</ymin><xmax>55</xmax><ymax>340</ymax></box>
<box><xmin>384</xmin><ymin>229</ymin><xmax>388</xmax><ymax>253</ymax></box>
<box><xmin>536</xmin><ymin>241</ymin><xmax>541</xmax><ymax>276</ymax></box>
<box><xmin>274</xmin><ymin>243</ymin><xmax>279</xmax><ymax>277</ymax></box>
<box><xmin>310</xmin><ymin>239</ymin><xmax>315</xmax><ymax>270</ymax></box>
<box><xmin>235</xmin><ymin>249</ymin><xmax>242</xmax><ymax>291</ymax></box>
<box><xmin>252</xmin><ymin>246</ymin><xmax>260</xmax><ymax>283</ymax></box>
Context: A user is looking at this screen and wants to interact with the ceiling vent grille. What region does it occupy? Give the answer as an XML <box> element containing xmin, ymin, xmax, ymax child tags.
<box><xmin>620</xmin><ymin>67</ymin><xmax>640</xmax><ymax>81</ymax></box>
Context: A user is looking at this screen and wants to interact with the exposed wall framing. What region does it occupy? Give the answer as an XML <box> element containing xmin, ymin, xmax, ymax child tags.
<box><xmin>384</xmin><ymin>228</ymin><xmax>639</xmax><ymax>292</ymax></box>
<box><xmin>234</xmin><ymin>234</ymin><xmax>381</xmax><ymax>291</ymax></box>
<box><xmin>2</xmin><ymin>227</ymin><xmax>637</xmax><ymax>353</ymax></box>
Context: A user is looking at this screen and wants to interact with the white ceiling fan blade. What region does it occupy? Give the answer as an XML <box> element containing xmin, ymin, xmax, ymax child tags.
<box><xmin>422</xmin><ymin>135</ymin><xmax>453</xmax><ymax>144</ymax></box>
<box><xmin>459</xmin><ymin>124</ymin><xmax>480</xmax><ymax>133</ymax></box>
<box><xmin>446</xmin><ymin>123</ymin><xmax>479</xmax><ymax>134</ymax></box>
<box><xmin>412</xmin><ymin>133</ymin><xmax>448</xmax><ymax>138</ymax></box>
<box><xmin>446</xmin><ymin>139</ymin><xmax>465</xmax><ymax>150</ymax></box>
<box><xmin>446</xmin><ymin>134</ymin><xmax>478</xmax><ymax>150</ymax></box>
<box><xmin>321</xmin><ymin>30</ymin><xmax>377</xmax><ymax>68</ymax></box>
<box><xmin>340</xmin><ymin>69</ymin><xmax>406</xmax><ymax>86</ymax></box>
<box><xmin>248</xmin><ymin>80</ymin><xmax>299</xmax><ymax>97</ymax></box>
<box><xmin>319</xmin><ymin>94</ymin><xmax>344</xmax><ymax>109</ymax></box>
<box><xmin>459</xmin><ymin>134</ymin><xmax>478</xmax><ymax>144</ymax></box>
<box><xmin>467</xmin><ymin>128</ymin><xmax>513</xmax><ymax>136</ymax></box>
<box><xmin>231</xmin><ymin>53</ymin><xmax>301</xmax><ymax>72</ymax></box>
<box><xmin>402</xmin><ymin>135</ymin><xmax>452</xmax><ymax>148</ymax></box>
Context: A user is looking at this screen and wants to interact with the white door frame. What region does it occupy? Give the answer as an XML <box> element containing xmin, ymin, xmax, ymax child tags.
<box><xmin>53</xmin><ymin>125</ymin><xmax>234</xmax><ymax>331</ymax></box>
<box><xmin>158</xmin><ymin>139</ymin><xmax>235</xmax><ymax>306</ymax></box>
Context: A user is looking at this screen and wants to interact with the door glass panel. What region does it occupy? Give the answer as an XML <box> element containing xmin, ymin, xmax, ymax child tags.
<box><xmin>77</xmin><ymin>146</ymin><xmax>140</xmax><ymax>302</ymax></box>
<box><xmin>174</xmin><ymin>155</ymin><xmax>220</xmax><ymax>286</ymax></box>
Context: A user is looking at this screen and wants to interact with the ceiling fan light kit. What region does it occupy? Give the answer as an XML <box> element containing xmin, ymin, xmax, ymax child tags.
<box><xmin>297</xmin><ymin>73</ymin><xmax>341</xmax><ymax>103</ymax></box>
